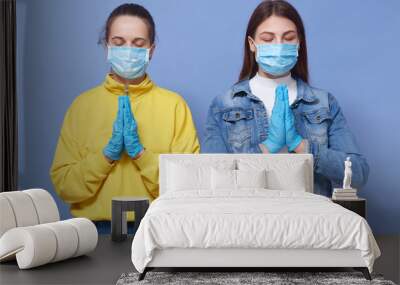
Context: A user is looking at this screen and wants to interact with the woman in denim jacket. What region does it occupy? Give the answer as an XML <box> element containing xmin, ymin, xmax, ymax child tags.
<box><xmin>202</xmin><ymin>0</ymin><xmax>369</xmax><ymax>197</ymax></box>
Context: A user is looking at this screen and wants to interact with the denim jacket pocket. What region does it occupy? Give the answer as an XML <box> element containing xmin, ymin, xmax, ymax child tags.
<box><xmin>303</xmin><ymin>108</ymin><xmax>331</xmax><ymax>145</ymax></box>
<box><xmin>222</xmin><ymin>108</ymin><xmax>253</xmax><ymax>149</ymax></box>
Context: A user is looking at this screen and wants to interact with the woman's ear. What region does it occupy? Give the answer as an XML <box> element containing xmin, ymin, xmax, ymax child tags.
<box><xmin>248</xmin><ymin>36</ymin><xmax>256</xmax><ymax>53</ymax></box>
<box><xmin>149</xmin><ymin>44</ymin><xmax>156</xmax><ymax>60</ymax></box>
<box><xmin>104</xmin><ymin>44</ymin><xmax>109</xmax><ymax>60</ymax></box>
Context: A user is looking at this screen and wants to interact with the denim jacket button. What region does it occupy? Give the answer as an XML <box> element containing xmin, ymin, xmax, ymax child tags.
<box><xmin>235</xmin><ymin>113</ymin><xmax>240</xmax><ymax>119</ymax></box>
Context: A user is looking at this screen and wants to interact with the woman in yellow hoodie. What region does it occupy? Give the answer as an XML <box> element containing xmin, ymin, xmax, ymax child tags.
<box><xmin>50</xmin><ymin>3</ymin><xmax>200</xmax><ymax>231</ymax></box>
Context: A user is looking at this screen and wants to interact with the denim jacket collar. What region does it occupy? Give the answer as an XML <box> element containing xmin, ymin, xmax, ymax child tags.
<box><xmin>231</xmin><ymin>77</ymin><xmax>318</xmax><ymax>103</ymax></box>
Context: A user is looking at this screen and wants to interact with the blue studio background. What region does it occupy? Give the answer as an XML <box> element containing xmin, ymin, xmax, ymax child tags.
<box><xmin>16</xmin><ymin>0</ymin><xmax>400</xmax><ymax>234</ymax></box>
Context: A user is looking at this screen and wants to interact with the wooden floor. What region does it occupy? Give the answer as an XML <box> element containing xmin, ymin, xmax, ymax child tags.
<box><xmin>374</xmin><ymin>235</ymin><xmax>400</xmax><ymax>284</ymax></box>
<box><xmin>0</xmin><ymin>235</ymin><xmax>398</xmax><ymax>285</ymax></box>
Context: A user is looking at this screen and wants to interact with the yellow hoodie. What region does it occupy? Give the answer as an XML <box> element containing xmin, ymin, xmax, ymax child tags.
<box><xmin>50</xmin><ymin>74</ymin><xmax>200</xmax><ymax>220</ymax></box>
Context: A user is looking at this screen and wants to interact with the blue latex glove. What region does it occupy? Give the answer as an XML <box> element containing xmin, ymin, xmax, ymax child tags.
<box><xmin>262</xmin><ymin>84</ymin><xmax>286</xmax><ymax>153</ymax></box>
<box><xmin>103</xmin><ymin>96</ymin><xmax>125</xmax><ymax>161</ymax></box>
<box><xmin>282</xmin><ymin>85</ymin><xmax>303</xmax><ymax>152</ymax></box>
<box><xmin>123</xmin><ymin>96</ymin><xmax>144</xmax><ymax>158</ymax></box>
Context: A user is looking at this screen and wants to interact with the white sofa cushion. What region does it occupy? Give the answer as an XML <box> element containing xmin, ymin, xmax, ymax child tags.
<box><xmin>0</xmin><ymin>196</ymin><xmax>17</xmax><ymax>237</ymax></box>
<box><xmin>42</xmin><ymin>221</ymin><xmax>79</xmax><ymax>262</ymax></box>
<box><xmin>24</xmin><ymin>189</ymin><xmax>60</xmax><ymax>224</ymax></box>
<box><xmin>0</xmin><ymin>191</ymin><xmax>40</xmax><ymax>228</ymax></box>
<box><xmin>0</xmin><ymin>218</ymin><xmax>97</xmax><ymax>269</ymax></box>
<box><xmin>0</xmin><ymin>189</ymin><xmax>59</xmax><ymax>238</ymax></box>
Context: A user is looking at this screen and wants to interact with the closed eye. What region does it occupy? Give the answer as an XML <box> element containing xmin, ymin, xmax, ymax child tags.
<box><xmin>110</xmin><ymin>37</ymin><xmax>125</xmax><ymax>46</ymax></box>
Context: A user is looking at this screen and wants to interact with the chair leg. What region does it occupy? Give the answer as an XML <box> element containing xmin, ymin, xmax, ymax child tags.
<box><xmin>354</xmin><ymin>267</ymin><xmax>372</xmax><ymax>280</ymax></box>
<box><xmin>138</xmin><ymin>267</ymin><xmax>149</xmax><ymax>281</ymax></box>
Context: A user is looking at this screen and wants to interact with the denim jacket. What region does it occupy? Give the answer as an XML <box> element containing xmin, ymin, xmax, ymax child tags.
<box><xmin>202</xmin><ymin>78</ymin><xmax>369</xmax><ymax>196</ymax></box>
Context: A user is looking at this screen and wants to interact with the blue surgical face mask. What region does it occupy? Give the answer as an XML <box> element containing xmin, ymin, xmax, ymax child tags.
<box><xmin>107</xmin><ymin>46</ymin><xmax>150</xmax><ymax>80</ymax></box>
<box><xmin>255</xmin><ymin>43</ymin><xmax>299</xmax><ymax>76</ymax></box>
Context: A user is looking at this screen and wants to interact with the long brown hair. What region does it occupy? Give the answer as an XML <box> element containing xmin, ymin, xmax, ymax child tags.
<box><xmin>98</xmin><ymin>3</ymin><xmax>156</xmax><ymax>46</ymax></box>
<box><xmin>239</xmin><ymin>0</ymin><xmax>308</xmax><ymax>83</ymax></box>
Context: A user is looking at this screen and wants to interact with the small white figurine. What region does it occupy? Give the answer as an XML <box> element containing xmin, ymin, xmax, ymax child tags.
<box><xmin>342</xmin><ymin>157</ymin><xmax>352</xmax><ymax>189</ymax></box>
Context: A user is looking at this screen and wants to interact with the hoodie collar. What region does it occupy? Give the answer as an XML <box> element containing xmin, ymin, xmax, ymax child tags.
<box><xmin>231</xmin><ymin>77</ymin><xmax>318</xmax><ymax>103</ymax></box>
<box><xmin>104</xmin><ymin>73</ymin><xmax>154</xmax><ymax>97</ymax></box>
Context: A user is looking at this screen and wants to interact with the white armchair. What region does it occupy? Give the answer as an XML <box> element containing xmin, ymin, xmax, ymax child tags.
<box><xmin>0</xmin><ymin>189</ymin><xmax>97</xmax><ymax>269</ymax></box>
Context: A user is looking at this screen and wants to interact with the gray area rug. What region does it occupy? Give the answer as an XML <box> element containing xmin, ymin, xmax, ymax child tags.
<box><xmin>116</xmin><ymin>271</ymin><xmax>396</xmax><ymax>285</ymax></box>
